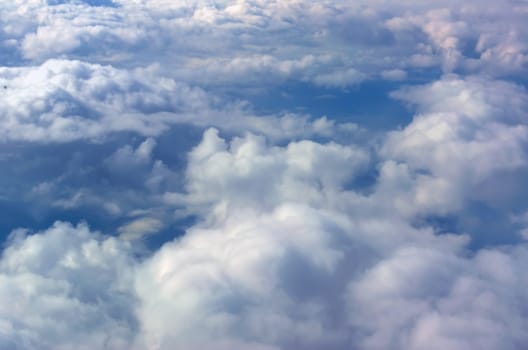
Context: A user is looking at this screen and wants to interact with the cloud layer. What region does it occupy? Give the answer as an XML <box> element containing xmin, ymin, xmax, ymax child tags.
<box><xmin>1</xmin><ymin>1</ymin><xmax>528</xmax><ymax>349</ymax></box>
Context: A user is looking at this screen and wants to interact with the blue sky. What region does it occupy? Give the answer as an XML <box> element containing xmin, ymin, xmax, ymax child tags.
<box><xmin>1</xmin><ymin>1</ymin><xmax>528</xmax><ymax>349</ymax></box>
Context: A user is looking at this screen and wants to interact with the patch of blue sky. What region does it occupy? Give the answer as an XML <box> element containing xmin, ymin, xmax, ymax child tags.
<box><xmin>47</xmin><ymin>0</ymin><xmax>119</xmax><ymax>7</ymax></box>
<box><xmin>223</xmin><ymin>72</ymin><xmax>443</xmax><ymax>132</ymax></box>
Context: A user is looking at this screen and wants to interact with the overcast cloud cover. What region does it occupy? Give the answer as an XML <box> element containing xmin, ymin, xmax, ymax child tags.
<box><xmin>1</xmin><ymin>0</ymin><xmax>528</xmax><ymax>349</ymax></box>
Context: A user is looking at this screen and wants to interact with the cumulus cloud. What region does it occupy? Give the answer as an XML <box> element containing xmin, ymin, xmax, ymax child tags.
<box><xmin>0</xmin><ymin>58</ymin><xmax>352</xmax><ymax>143</ymax></box>
<box><xmin>347</xmin><ymin>245</ymin><xmax>528</xmax><ymax>350</ymax></box>
<box><xmin>1</xmin><ymin>1</ymin><xmax>528</xmax><ymax>350</ymax></box>
<box><xmin>0</xmin><ymin>222</ymin><xmax>136</xmax><ymax>350</ymax></box>
<box><xmin>178</xmin><ymin>128</ymin><xmax>369</xmax><ymax>212</ymax></box>
<box><xmin>2</xmin><ymin>118</ymin><xmax>528</xmax><ymax>349</ymax></box>
<box><xmin>0</xmin><ymin>59</ymin><xmax>208</xmax><ymax>141</ymax></box>
<box><xmin>381</xmin><ymin>76</ymin><xmax>528</xmax><ymax>216</ymax></box>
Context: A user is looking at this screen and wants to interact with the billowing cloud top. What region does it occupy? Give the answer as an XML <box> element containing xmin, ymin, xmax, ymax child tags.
<box><xmin>1</xmin><ymin>1</ymin><xmax>528</xmax><ymax>349</ymax></box>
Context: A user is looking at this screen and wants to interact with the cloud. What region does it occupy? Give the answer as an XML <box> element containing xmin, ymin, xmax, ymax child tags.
<box><xmin>0</xmin><ymin>59</ymin><xmax>210</xmax><ymax>142</ymax></box>
<box><xmin>381</xmin><ymin>69</ymin><xmax>407</xmax><ymax>81</ymax></box>
<box><xmin>3</xmin><ymin>0</ymin><xmax>526</xmax><ymax>87</ymax></box>
<box><xmin>381</xmin><ymin>76</ymin><xmax>528</xmax><ymax>217</ymax></box>
<box><xmin>176</xmin><ymin>128</ymin><xmax>369</xmax><ymax>214</ymax></box>
<box><xmin>1</xmin><ymin>120</ymin><xmax>528</xmax><ymax>349</ymax></box>
<box><xmin>1</xmin><ymin>1</ymin><xmax>528</xmax><ymax>350</ymax></box>
<box><xmin>135</xmin><ymin>123</ymin><xmax>528</xmax><ymax>349</ymax></box>
<box><xmin>0</xmin><ymin>57</ymin><xmax>361</xmax><ymax>143</ymax></box>
<box><xmin>0</xmin><ymin>222</ymin><xmax>136</xmax><ymax>350</ymax></box>
<box><xmin>134</xmin><ymin>204</ymin><xmax>353</xmax><ymax>349</ymax></box>
<box><xmin>312</xmin><ymin>68</ymin><xmax>366</xmax><ymax>88</ymax></box>
<box><xmin>118</xmin><ymin>217</ymin><xmax>164</xmax><ymax>241</ymax></box>
<box><xmin>348</xmin><ymin>244</ymin><xmax>528</xmax><ymax>350</ymax></box>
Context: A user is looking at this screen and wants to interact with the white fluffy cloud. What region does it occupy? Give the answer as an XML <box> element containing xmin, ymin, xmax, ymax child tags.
<box><xmin>4</xmin><ymin>130</ymin><xmax>528</xmax><ymax>349</ymax></box>
<box><xmin>381</xmin><ymin>76</ymin><xmax>528</xmax><ymax>216</ymax></box>
<box><xmin>348</xmin><ymin>244</ymin><xmax>528</xmax><ymax>350</ymax></box>
<box><xmin>0</xmin><ymin>58</ymin><xmax>349</xmax><ymax>142</ymax></box>
<box><xmin>175</xmin><ymin>128</ymin><xmax>369</xmax><ymax>213</ymax></box>
<box><xmin>0</xmin><ymin>222</ymin><xmax>136</xmax><ymax>350</ymax></box>
<box><xmin>0</xmin><ymin>59</ymin><xmax>207</xmax><ymax>141</ymax></box>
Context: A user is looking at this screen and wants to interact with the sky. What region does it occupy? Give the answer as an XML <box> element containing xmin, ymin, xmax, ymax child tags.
<box><xmin>1</xmin><ymin>0</ymin><xmax>528</xmax><ymax>349</ymax></box>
